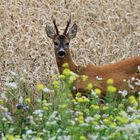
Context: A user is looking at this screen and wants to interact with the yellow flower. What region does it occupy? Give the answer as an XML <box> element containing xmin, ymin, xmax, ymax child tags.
<box><xmin>53</xmin><ymin>80</ymin><xmax>59</xmax><ymax>89</ymax></box>
<box><xmin>138</xmin><ymin>95</ymin><xmax>140</xmax><ymax>102</ymax></box>
<box><xmin>0</xmin><ymin>99</ymin><xmax>4</xmax><ymax>105</ymax></box>
<box><xmin>102</xmin><ymin>106</ymin><xmax>109</xmax><ymax>111</ymax></box>
<box><xmin>42</xmin><ymin>100</ymin><xmax>47</xmax><ymax>104</ymax></box>
<box><xmin>92</xmin><ymin>120</ymin><xmax>99</xmax><ymax>125</ymax></box>
<box><xmin>94</xmin><ymin>88</ymin><xmax>101</xmax><ymax>95</ymax></box>
<box><xmin>43</xmin><ymin>106</ymin><xmax>48</xmax><ymax>110</ymax></box>
<box><xmin>110</xmin><ymin>122</ymin><xmax>116</xmax><ymax>128</ymax></box>
<box><xmin>107</xmin><ymin>85</ymin><xmax>117</xmax><ymax>93</ymax></box>
<box><xmin>77</xmin><ymin>116</ymin><xmax>84</xmax><ymax>124</ymax></box>
<box><xmin>116</xmin><ymin>116</ymin><xmax>128</xmax><ymax>124</ymax></box>
<box><xmin>76</xmin><ymin>92</ymin><xmax>81</xmax><ymax>97</ymax></box>
<box><xmin>25</xmin><ymin>98</ymin><xmax>31</xmax><ymax>103</ymax></box>
<box><xmin>63</xmin><ymin>68</ymin><xmax>71</xmax><ymax>76</ymax></box>
<box><xmin>103</xmin><ymin>118</ymin><xmax>111</xmax><ymax>125</ymax></box>
<box><xmin>77</xmin><ymin>97</ymin><xmax>84</xmax><ymax>103</ymax></box>
<box><xmin>77</xmin><ymin>97</ymin><xmax>89</xmax><ymax>103</ymax></box>
<box><xmin>59</xmin><ymin>74</ymin><xmax>65</xmax><ymax>79</ymax></box>
<box><xmin>135</xmin><ymin>119</ymin><xmax>140</xmax><ymax>124</ymax></box>
<box><xmin>37</xmin><ymin>84</ymin><xmax>44</xmax><ymax>91</ymax></box>
<box><xmin>84</xmin><ymin>109</ymin><xmax>89</xmax><ymax>114</ymax></box>
<box><xmin>62</xmin><ymin>63</ymin><xmax>69</xmax><ymax>68</ymax></box>
<box><xmin>7</xmin><ymin>135</ymin><xmax>14</xmax><ymax>140</ymax></box>
<box><xmin>81</xmin><ymin>75</ymin><xmax>88</xmax><ymax>81</ymax></box>
<box><xmin>90</xmin><ymin>104</ymin><xmax>99</xmax><ymax>110</ymax></box>
<box><xmin>60</xmin><ymin>104</ymin><xmax>68</xmax><ymax>109</ymax></box>
<box><xmin>94</xmin><ymin>114</ymin><xmax>101</xmax><ymax>120</ymax></box>
<box><xmin>87</xmin><ymin>83</ymin><xmax>93</xmax><ymax>90</ymax></box>
<box><xmin>69</xmin><ymin>75</ymin><xmax>76</xmax><ymax>83</ymax></box>
<box><xmin>35</xmin><ymin>137</ymin><xmax>42</xmax><ymax>140</ymax></box>
<box><xmin>118</xmin><ymin>104</ymin><xmax>124</xmax><ymax>109</ymax></box>
<box><xmin>72</xmin><ymin>99</ymin><xmax>77</xmax><ymax>104</ymax></box>
<box><xmin>80</xmin><ymin>136</ymin><xmax>87</xmax><ymax>140</ymax></box>
<box><xmin>128</xmin><ymin>96</ymin><xmax>136</xmax><ymax>104</ymax></box>
<box><xmin>15</xmin><ymin>135</ymin><xmax>20</xmax><ymax>138</ymax></box>
<box><xmin>84</xmin><ymin>97</ymin><xmax>90</xmax><ymax>102</ymax></box>
<box><xmin>107</xmin><ymin>78</ymin><xmax>114</xmax><ymax>84</ymax></box>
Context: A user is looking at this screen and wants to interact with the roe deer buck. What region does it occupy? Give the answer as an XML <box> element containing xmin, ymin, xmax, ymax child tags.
<box><xmin>46</xmin><ymin>17</ymin><xmax>140</xmax><ymax>98</ymax></box>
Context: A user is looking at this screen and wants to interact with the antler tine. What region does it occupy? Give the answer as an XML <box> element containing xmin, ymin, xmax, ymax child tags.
<box><xmin>63</xmin><ymin>15</ymin><xmax>71</xmax><ymax>35</ymax></box>
<box><xmin>52</xmin><ymin>16</ymin><xmax>59</xmax><ymax>35</ymax></box>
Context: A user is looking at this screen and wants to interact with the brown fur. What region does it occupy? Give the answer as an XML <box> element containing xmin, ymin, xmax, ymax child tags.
<box><xmin>56</xmin><ymin>49</ymin><xmax>140</xmax><ymax>96</ymax></box>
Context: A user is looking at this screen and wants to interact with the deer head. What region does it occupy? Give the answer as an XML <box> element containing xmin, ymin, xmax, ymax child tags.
<box><xmin>46</xmin><ymin>17</ymin><xmax>77</xmax><ymax>59</ymax></box>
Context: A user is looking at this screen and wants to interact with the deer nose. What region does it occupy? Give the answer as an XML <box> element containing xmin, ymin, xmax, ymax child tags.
<box><xmin>57</xmin><ymin>49</ymin><xmax>66</xmax><ymax>58</ymax></box>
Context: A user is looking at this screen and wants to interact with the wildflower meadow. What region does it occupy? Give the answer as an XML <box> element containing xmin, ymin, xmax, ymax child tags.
<box><xmin>0</xmin><ymin>64</ymin><xmax>140</xmax><ymax>140</ymax></box>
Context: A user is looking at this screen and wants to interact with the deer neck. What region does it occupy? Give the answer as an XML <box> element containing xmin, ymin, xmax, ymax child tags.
<box><xmin>55</xmin><ymin>50</ymin><xmax>78</xmax><ymax>74</ymax></box>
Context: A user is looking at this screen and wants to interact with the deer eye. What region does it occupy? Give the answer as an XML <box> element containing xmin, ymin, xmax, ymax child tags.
<box><xmin>54</xmin><ymin>42</ymin><xmax>58</xmax><ymax>46</ymax></box>
<box><xmin>65</xmin><ymin>42</ymin><xmax>69</xmax><ymax>46</ymax></box>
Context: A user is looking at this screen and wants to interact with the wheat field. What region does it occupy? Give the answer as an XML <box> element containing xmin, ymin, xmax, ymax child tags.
<box><xmin>0</xmin><ymin>0</ymin><xmax>140</xmax><ymax>86</ymax></box>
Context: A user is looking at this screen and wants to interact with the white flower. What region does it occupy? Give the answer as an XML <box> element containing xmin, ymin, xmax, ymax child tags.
<box><xmin>63</xmin><ymin>136</ymin><xmax>71</xmax><ymax>140</ymax></box>
<box><xmin>102</xmin><ymin>114</ymin><xmax>109</xmax><ymax>118</ymax></box>
<box><xmin>5</xmin><ymin>82</ymin><xmax>17</xmax><ymax>89</ymax></box>
<box><xmin>46</xmin><ymin>121</ymin><xmax>57</xmax><ymax>126</ymax></box>
<box><xmin>75</xmin><ymin>111</ymin><xmax>83</xmax><ymax>116</ymax></box>
<box><xmin>123</xmin><ymin>79</ymin><xmax>126</xmax><ymax>82</ymax></box>
<box><xmin>0</xmin><ymin>93</ymin><xmax>8</xmax><ymax>101</ymax></box>
<box><xmin>33</xmin><ymin>109</ymin><xmax>44</xmax><ymax>117</ymax></box>
<box><xmin>119</xmin><ymin>111</ymin><xmax>128</xmax><ymax>118</ymax></box>
<box><xmin>127</xmin><ymin>106</ymin><xmax>136</xmax><ymax>113</ymax></box>
<box><xmin>57</xmin><ymin>128</ymin><xmax>62</xmax><ymax>134</ymax></box>
<box><xmin>131</xmin><ymin>77</ymin><xmax>135</xmax><ymax>81</ymax></box>
<box><xmin>26</xmin><ymin>130</ymin><xmax>34</xmax><ymax>135</ymax></box>
<box><xmin>73</xmin><ymin>86</ymin><xmax>76</xmax><ymax>91</ymax></box>
<box><xmin>70</xmin><ymin>120</ymin><xmax>76</xmax><ymax>125</ymax></box>
<box><xmin>80</xmin><ymin>123</ymin><xmax>89</xmax><ymax>127</ymax></box>
<box><xmin>85</xmin><ymin>117</ymin><xmax>94</xmax><ymax>123</ymax></box>
<box><xmin>96</xmin><ymin>76</ymin><xmax>103</xmax><ymax>81</ymax></box>
<box><xmin>43</xmin><ymin>87</ymin><xmax>51</xmax><ymax>93</ymax></box>
<box><xmin>48</xmin><ymin>137</ymin><xmax>56</xmax><ymax>140</ymax></box>
<box><xmin>2</xmin><ymin>117</ymin><xmax>7</xmax><ymax>121</ymax></box>
<box><xmin>19</xmin><ymin>96</ymin><xmax>23</xmax><ymax>104</ymax></box>
<box><xmin>91</xmin><ymin>90</ymin><xmax>96</xmax><ymax>96</ymax></box>
<box><xmin>69</xmin><ymin>110</ymin><xmax>74</xmax><ymax>114</ymax></box>
<box><xmin>88</xmin><ymin>134</ymin><xmax>98</xmax><ymax>140</ymax></box>
<box><xmin>124</xmin><ymin>122</ymin><xmax>140</xmax><ymax>134</ymax></box>
<box><xmin>118</xmin><ymin>90</ymin><xmax>128</xmax><ymax>97</ymax></box>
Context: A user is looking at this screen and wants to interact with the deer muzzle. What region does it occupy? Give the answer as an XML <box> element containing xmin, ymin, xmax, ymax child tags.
<box><xmin>57</xmin><ymin>49</ymin><xmax>66</xmax><ymax>58</ymax></box>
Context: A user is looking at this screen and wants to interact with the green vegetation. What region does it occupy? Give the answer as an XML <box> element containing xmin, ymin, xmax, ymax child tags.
<box><xmin>0</xmin><ymin>66</ymin><xmax>140</xmax><ymax>140</ymax></box>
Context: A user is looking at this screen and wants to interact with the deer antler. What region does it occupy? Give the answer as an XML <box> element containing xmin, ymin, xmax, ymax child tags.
<box><xmin>63</xmin><ymin>15</ymin><xmax>71</xmax><ymax>35</ymax></box>
<box><xmin>52</xmin><ymin>16</ymin><xmax>59</xmax><ymax>35</ymax></box>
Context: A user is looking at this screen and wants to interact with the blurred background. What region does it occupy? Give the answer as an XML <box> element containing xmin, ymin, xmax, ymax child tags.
<box><xmin>0</xmin><ymin>0</ymin><xmax>140</xmax><ymax>86</ymax></box>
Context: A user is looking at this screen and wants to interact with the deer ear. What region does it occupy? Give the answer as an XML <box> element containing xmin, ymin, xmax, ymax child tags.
<box><xmin>67</xmin><ymin>24</ymin><xmax>77</xmax><ymax>39</ymax></box>
<box><xmin>46</xmin><ymin>25</ymin><xmax>56</xmax><ymax>39</ymax></box>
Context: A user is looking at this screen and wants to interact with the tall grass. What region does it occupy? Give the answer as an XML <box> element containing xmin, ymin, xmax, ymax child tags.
<box><xmin>0</xmin><ymin>67</ymin><xmax>140</xmax><ymax>140</ymax></box>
